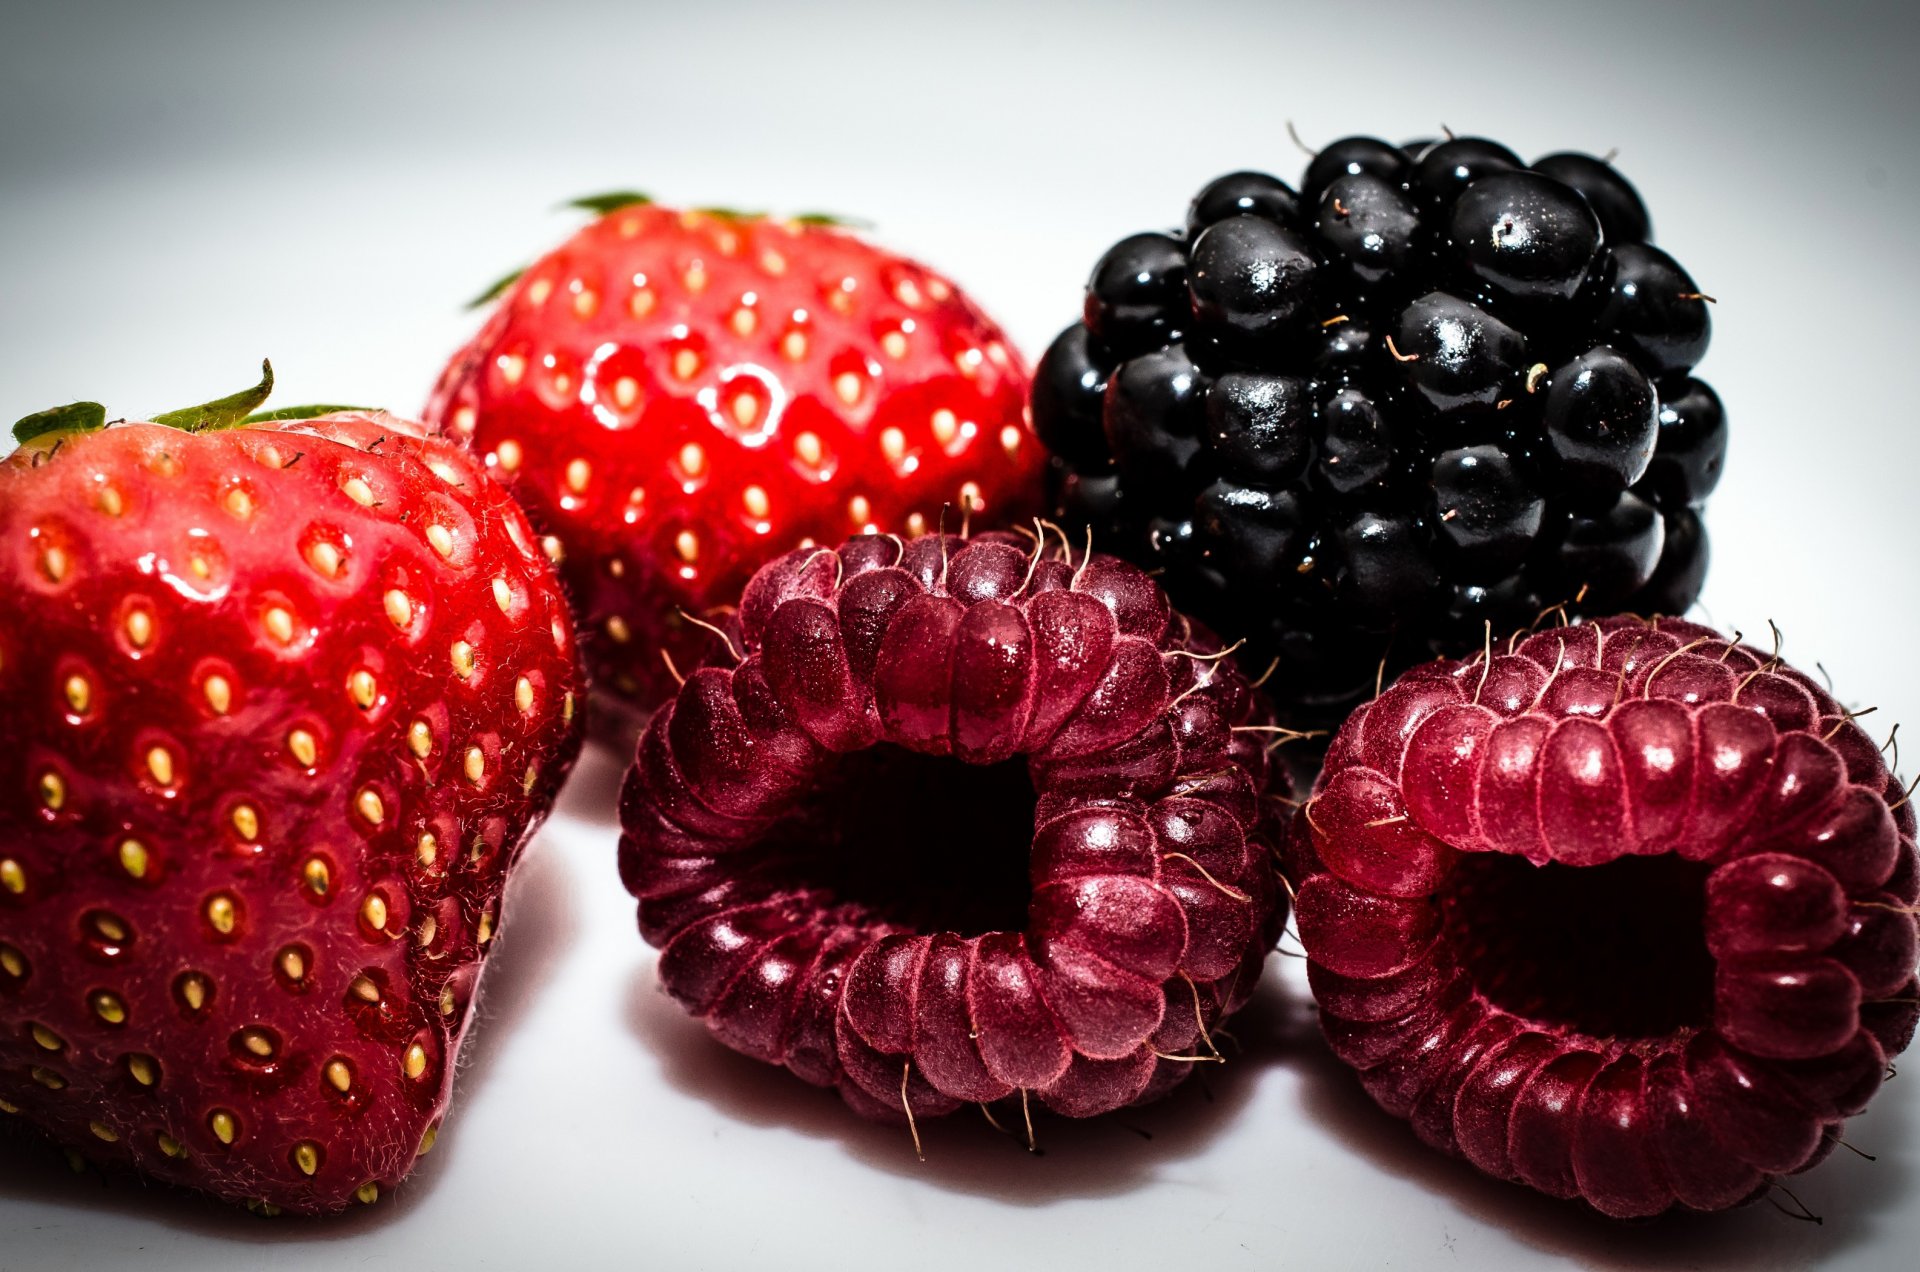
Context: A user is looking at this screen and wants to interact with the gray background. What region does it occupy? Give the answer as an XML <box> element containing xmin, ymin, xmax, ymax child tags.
<box><xmin>2</xmin><ymin>0</ymin><xmax>1917</xmax><ymax>1267</ymax></box>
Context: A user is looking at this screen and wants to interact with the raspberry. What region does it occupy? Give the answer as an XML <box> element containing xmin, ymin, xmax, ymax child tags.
<box><xmin>618</xmin><ymin>532</ymin><xmax>1291</xmax><ymax>1130</ymax></box>
<box><xmin>1287</xmin><ymin>616</ymin><xmax>1917</xmax><ymax>1216</ymax></box>
<box><xmin>1033</xmin><ymin>138</ymin><xmax>1726</xmax><ymax>725</ymax></box>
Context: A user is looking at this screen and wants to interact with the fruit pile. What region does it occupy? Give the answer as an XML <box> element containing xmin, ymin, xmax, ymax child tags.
<box><xmin>1033</xmin><ymin>136</ymin><xmax>1726</xmax><ymax>719</ymax></box>
<box><xmin>1</xmin><ymin>139</ymin><xmax>1913</xmax><ymax>1229</ymax></box>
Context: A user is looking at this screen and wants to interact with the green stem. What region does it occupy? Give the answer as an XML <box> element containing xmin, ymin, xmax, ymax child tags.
<box><xmin>566</xmin><ymin>190</ymin><xmax>654</xmax><ymax>215</ymax></box>
<box><xmin>467</xmin><ymin>267</ymin><xmax>526</xmax><ymax>310</ymax></box>
<box><xmin>151</xmin><ymin>360</ymin><xmax>275</xmax><ymax>432</ymax></box>
<box><xmin>243</xmin><ymin>404</ymin><xmax>371</xmax><ymax>423</ymax></box>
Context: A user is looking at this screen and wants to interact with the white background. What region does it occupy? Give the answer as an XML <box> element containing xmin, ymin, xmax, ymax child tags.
<box><xmin>2</xmin><ymin>0</ymin><xmax>1917</xmax><ymax>1267</ymax></box>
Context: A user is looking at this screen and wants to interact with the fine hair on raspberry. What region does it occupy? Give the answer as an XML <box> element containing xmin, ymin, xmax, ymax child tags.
<box><xmin>1286</xmin><ymin>615</ymin><xmax>1918</xmax><ymax>1217</ymax></box>
<box><xmin>618</xmin><ymin>530</ymin><xmax>1291</xmax><ymax>1132</ymax></box>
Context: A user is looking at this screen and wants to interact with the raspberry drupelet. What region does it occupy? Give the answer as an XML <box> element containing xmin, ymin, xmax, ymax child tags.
<box><xmin>1287</xmin><ymin>616</ymin><xmax>1918</xmax><ymax>1216</ymax></box>
<box><xmin>618</xmin><ymin>531</ymin><xmax>1292</xmax><ymax>1127</ymax></box>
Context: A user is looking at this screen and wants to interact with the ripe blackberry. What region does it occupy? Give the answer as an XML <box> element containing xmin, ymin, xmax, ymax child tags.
<box><xmin>1036</xmin><ymin>135</ymin><xmax>1723</xmax><ymax>722</ymax></box>
<box><xmin>1286</xmin><ymin>617</ymin><xmax>1918</xmax><ymax>1217</ymax></box>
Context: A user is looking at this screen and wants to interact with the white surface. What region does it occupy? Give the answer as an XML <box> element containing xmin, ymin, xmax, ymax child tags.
<box><xmin>3</xmin><ymin>0</ymin><xmax>1918</xmax><ymax>1267</ymax></box>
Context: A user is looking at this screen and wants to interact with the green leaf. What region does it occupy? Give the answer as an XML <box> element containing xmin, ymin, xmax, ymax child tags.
<box><xmin>566</xmin><ymin>191</ymin><xmax>654</xmax><ymax>216</ymax></box>
<box><xmin>243</xmin><ymin>404</ymin><xmax>374</xmax><ymax>424</ymax></box>
<box><xmin>151</xmin><ymin>360</ymin><xmax>275</xmax><ymax>433</ymax></box>
<box><xmin>12</xmin><ymin>400</ymin><xmax>106</xmax><ymax>445</ymax></box>
<box><xmin>692</xmin><ymin>205</ymin><xmax>767</xmax><ymax>222</ymax></box>
<box><xmin>790</xmin><ymin>211</ymin><xmax>874</xmax><ymax>230</ymax></box>
<box><xmin>466</xmin><ymin>266</ymin><xmax>526</xmax><ymax>310</ymax></box>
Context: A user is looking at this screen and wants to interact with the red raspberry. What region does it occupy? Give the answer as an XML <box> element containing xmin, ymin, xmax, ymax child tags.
<box><xmin>618</xmin><ymin>531</ymin><xmax>1291</xmax><ymax>1131</ymax></box>
<box><xmin>1288</xmin><ymin>616</ymin><xmax>1917</xmax><ymax>1217</ymax></box>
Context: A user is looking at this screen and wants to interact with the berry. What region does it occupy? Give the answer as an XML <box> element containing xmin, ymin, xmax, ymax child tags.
<box><xmin>1449</xmin><ymin>171</ymin><xmax>1603</xmax><ymax>306</ymax></box>
<box><xmin>1394</xmin><ymin>291</ymin><xmax>1529</xmax><ymax>418</ymax></box>
<box><xmin>1596</xmin><ymin>242</ymin><xmax>1713</xmax><ymax>376</ymax></box>
<box><xmin>1187</xmin><ymin>171</ymin><xmax>1301</xmax><ymax>240</ymax></box>
<box><xmin>1330</xmin><ymin>507</ymin><xmax>1438</xmax><ymax>621</ymax></box>
<box><xmin>1429</xmin><ymin>444</ymin><xmax>1545</xmax><ymax>575</ymax></box>
<box><xmin>425</xmin><ymin>200</ymin><xmax>1043</xmax><ymax>738</ymax></box>
<box><xmin>1635</xmin><ymin>508</ymin><xmax>1709</xmax><ymax>615</ymax></box>
<box><xmin>1551</xmin><ymin>490</ymin><xmax>1664</xmax><ymax>605</ymax></box>
<box><xmin>0</xmin><ymin>372</ymin><xmax>585</xmax><ymax>1215</ymax></box>
<box><xmin>1204</xmin><ymin>372</ymin><xmax>1313</xmax><ymax>486</ymax></box>
<box><xmin>1198</xmin><ymin>480</ymin><xmax>1309</xmax><ymax>581</ymax></box>
<box><xmin>1033</xmin><ymin>138</ymin><xmax>1723</xmax><ymax>722</ymax></box>
<box><xmin>1030</xmin><ymin>324</ymin><xmax>1111</xmax><ymax>470</ymax></box>
<box><xmin>1289</xmin><ymin>617</ymin><xmax>1918</xmax><ymax>1217</ymax></box>
<box><xmin>1318</xmin><ymin>388</ymin><xmax>1396</xmax><ymax>495</ymax></box>
<box><xmin>618</xmin><ymin>532</ymin><xmax>1291</xmax><ymax>1126</ymax></box>
<box><xmin>1313</xmin><ymin>312</ymin><xmax>1378</xmax><ymax>382</ymax></box>
<box><xmin>1302</xmin><ymin>137</ymin><xmax>1409</xmax><ymax>207</ymax></box>
<box><xmin>1538</xmin><ymin>346</ymin><xmax>1659</xmax><ymax>497</ymax></box>
<box><xmin>1531</xmin><ymin>152</ymin><xmax>1652</xmax><ymax>245</ymax></box>
<box><xmin>1085</xmin><ymin>231</ymin><xmax>1188</xmax><ymax>356</ymax></box>
<box><xmin>1104</xmin><ymin>344</ymin><xmax>1210</xmax><ymax>494</ymax></box>
<box><xmin>1316</xmin><ymin>174</ymin><xmax>1422</xmax><ymax>288</ymax></box>
<box><xmin>1644</xmin><ymin>377</ymin><xmax>1727</xmax><ymax>509</ymax></box>
<box><xmin>1189</xmin><ymin>216</ymin><xmax>1322</xmax><ymax>349</ymax></box>
<box><xmin>1407</xmin><ymin>137</ymin><xmax>1522</xmax><ymax>212</ymax></box>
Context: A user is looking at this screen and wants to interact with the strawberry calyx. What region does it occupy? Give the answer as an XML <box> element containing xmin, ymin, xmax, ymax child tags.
<box><xmin>686</xmin><ymin>206</ymin><xmax>871</xmax><ymax>229</ymax></box>
<box><xmin>148</xmin><ymin>359</ymin><xmax>276</xmax><ymax>432</ymax></box>
<box><xmin>242</xmin><ymin>402</ymin><xmax>372</xmax><ymax>423</ymax></box>
<box><xmin>562</xmin><ymin>192</ymin><xmax>859</xmax><ymax>225</ymax></box>
<box><xmin>468</xmin><ymin>195</ymin><xmax>653</xmax><ymax>307</ymax></box>
<box><xmin>467</xmin><ymin>268</ymin><xmax>528</xmax><ymax>310</ymax></box>
<box><xmin>565</xmin><ymin>190</ymin><xmax>655</xmax><ymax>215</ymax></box>
<box><xmin>11</xmin><ymin>400</ymin><xmax>106</xmax><ymax>445</ymax></box>
<box><xmin>9</xmin><ymin>360</ymin><xmax>376</xmax><ymax>448</ymax></box>
<box><xmin>463</xmin><ymin>196</ymin><xmax>865</xmax><ymax>311</ymax></box>
<box><xmin>790</xmin><ymin>211</ymin><xmax>873</xmax><ymax>228</ymax></box>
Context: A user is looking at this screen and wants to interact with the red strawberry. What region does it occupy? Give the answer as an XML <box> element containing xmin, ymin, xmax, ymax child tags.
<box><xmin>0</xmin><ymin>367</ymin><xmax>584</xmax><ymax>1215</ymax></box>
<box><xmin>425</xmin><ymin>199</ymin><xmax>1043</xmax><ymax>737</ymax></box>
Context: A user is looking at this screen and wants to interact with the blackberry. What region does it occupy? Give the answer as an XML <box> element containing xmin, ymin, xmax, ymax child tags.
<box><xmin>1033</xmin><ymin>136</ymin><xmax>1723</xmax><ymax>723</ymax></box>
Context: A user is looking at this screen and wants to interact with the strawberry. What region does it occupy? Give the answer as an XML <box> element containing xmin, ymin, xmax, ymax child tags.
<box><xmin>0</xmin><ymin>366</ymin><xmax>584</xmax><ymax>1215</ymax></box>
<box><xmin>425</xmin><ymin>198</ymin><xmax>1043</xmax><ymax>736</ymax></box>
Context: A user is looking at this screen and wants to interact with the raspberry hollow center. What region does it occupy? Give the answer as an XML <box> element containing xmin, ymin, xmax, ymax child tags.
<box><xmin>758</xmin><ymin>744</ymin><xmax>1038</xmax><ymax>937</ymax></box>
<box><xmin>1441</xmin><ymin>852</ymin><xmax>1715</xmax><ymax>1040</ymax></box>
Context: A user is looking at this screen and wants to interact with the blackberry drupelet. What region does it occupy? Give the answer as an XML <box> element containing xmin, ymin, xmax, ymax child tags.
<box><xmin>1035</xmin><ymin>134</ymin><xmax>1725</xmax><ymax>722</ymax></box>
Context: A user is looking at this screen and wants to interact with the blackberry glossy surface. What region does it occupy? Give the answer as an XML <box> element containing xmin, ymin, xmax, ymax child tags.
<box><xmin>1035</xmin><ymin>136</ymin><xmax>1723</xmax><ymax>721</ymax></box>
